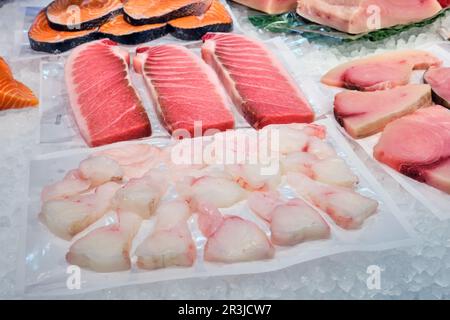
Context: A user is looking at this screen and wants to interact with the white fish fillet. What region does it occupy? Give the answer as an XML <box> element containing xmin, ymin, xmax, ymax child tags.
<box><xmin>79</xmin><ymin>156</ymin><xmax>124</xmax><ymax>187</ymax></box>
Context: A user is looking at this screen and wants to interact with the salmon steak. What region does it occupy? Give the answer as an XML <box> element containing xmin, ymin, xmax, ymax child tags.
<box><xmin>424</xmin><ymin>67</ymin><xmax>450</xmax><ymax>108</ymax></box>
<box><xmin>65</xmin><ymin>39</ymin><xmax>151</xmax><ymax>147</ymax></box>
<box><xmin>98</xmin><ymin>14</ymin><xmax>168</xmax><ymax>45</ymax></box>
<box><xmin>231</xmin><ymin>0</ymin><xmax>297</xmax><ymax>14</ymax></box>
<box><xmin>46</xmin><ymin>0</ymin><xmax>123</xmax><ymax>31</ymax></box>
<box><xmin>124</xmin><ymin>0</ymin><xmax>212</xmax><ymax>25</ymax></box>
<box><xmin>169</xmin><ymin>0</ymin><xmax>233</xmax><ymax>41</ymax></box>
<box><xmin>297</xmin><ymin>0</ymin><xmax>443</xmax><ymax>34</ymax></box>
<box><xmin>334</xmin><ymin>84</ymin><xmax>432</xmax><ymax>138</ymax></box>
<box><xmin>0</xmin><ymin>57</ymin><xmax>39</xmax><ymax>111</ymax></box>
<box><xmin>202</xmin><ymin>33</ymin><xmax>314</xmax><ymax>129</ymax></box>
<box><xmin>374</xmin><ymin>106</ymin><xmax>450</xmax><ymax>194</ymax></box>
<box><xmin>29</xmin><ymin>10</ymin><xmax>98</xmax><ymax>53</ymax></box>
<box><xmin>322</xmin><ymin>50</ymin><xmax>442</xmax><ymax>91</ymax></box>
<box><xmin>133</xmin><ymin>44</ymin><xmax>235</xmax><ymax>135</ymax></box>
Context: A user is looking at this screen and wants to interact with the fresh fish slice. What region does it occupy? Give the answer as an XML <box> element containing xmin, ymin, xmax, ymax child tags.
<box><xmin>202</xmin><ymin>33</ymin><xmax>315</xmax><ymax>129</ymax></box>
<box><xmin>225</xmin><ymin>163</ymin><xmax>281</xmax><ymax>191</ymax></box>
<box><xmin>40</xmin><ymin>182</ymin><xmax>122</xmax><ymax>240</ymax></box>
<box><xmin>136</xmin><ymin>200</ymin><xmax>196</xmax><ymax>270</ymax></box>
<box><xmin>197</xmin><ymin>203</ymin><xmax>275</xmax><ymax>263</ymax></box>
<box><xmin>78</xmin><ymin>155</ymin><xmax>124</xmax><ymax>187</ymax></box>
<box><xmin>124</xmin><ymin>0</ymin><xmax>212</xmax><ymax>25</ymax></box>
<box><xmin>112</xmin><ymin>171</ymin><xmax>168</xmax><ymax>219</ymax></box>
<box><xmin>169</xmin><ymin>0</ymin><xmax>233</xmax><ymax>41</ymax></box>
<box><xmin>41</xmin><ymin>169</ymin><xmax>91</xmax><ymax>202</ymax></box>
<box><xmin>28</xmin><ymin>10</ymin><xmax>98</xmax><ymax>54</ymax></box>
<box><xmin>231</xmin><ymin>0</ymin><xmax>297</xmax><ymax>14</ymax></box>
<box><xmin>310</xmin><ymin>157</ymin><xmax>358</xmax><ymax>188</ymax></box>
<box><xmin>374</xmin><ymin>105</ymin><xmax>450</xmax><ymax>194</ymax></box>
<box><xmin>287</xmin><ymin>172</ymin><xmax>378</xmax><ymax>229</ymax></box>
<box><xmin>66</xmin><ymin>211</ymin><xmax>142</xmax><ymax>272</ymax></box>
<box><xmin>334</xmin><ymin>84</ymin><xmax>433</xmax><ymax>138</ymax></box>
<box><xmin>424</xmin><ymin>67</ymin><xmax>450</xmax><ymax>108</ymax></box>
<box><xmin>248</xmin><ymin>192</ymin><xmax>330</xmax><ymax>246</ymax></box>
<box><xmin>133</xmin><ymin>44</ymin><xmax>235</xmax><ymax>135</ymax></box>
<box><xmin>65</xmin><ymin>39</ymin><xmax>151</xmax><ymax>147</ymax></box>
<box><xmin>297</xmin><ymin>0</ymin><xmax>443</xmax><ymax>34</ymax></box>
<box><xmin>322</xmin><ymin>50</ymin><xmax>442</xmax><ymax>89</ymax></box>
<box><xmin>98</xmin><ymin>14</ymin><xmax>168</xmax><ymax>45</ymax></box>
<box><xmin>46</xmin><ymin>0</ymin><xmax>123</xmax><ymax>31</ymax></box>
<box><xmin>0</xmin><ymin>57</ymin><xmax>39</xmax><ymax>110</ymax></box>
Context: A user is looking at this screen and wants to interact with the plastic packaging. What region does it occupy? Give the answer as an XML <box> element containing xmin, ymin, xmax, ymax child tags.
<box><xmin>18</xmin><ymin>118</ymin><xmax>416</xmax><ymax>296</ymax></box>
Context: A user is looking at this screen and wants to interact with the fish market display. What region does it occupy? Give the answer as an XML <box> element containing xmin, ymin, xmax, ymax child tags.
<box><xmin>66</xmin><ymin>211</ymin><xmax>143</xmax><ymax>272</ymax></box>
<box><xmin>202</xmin><ymin>33</ymin><xmax>314</xmax><ymax>129</ymax></box>
<box><xmin>197</xmin><ymin>203</ymin><xmax>275</xmax><ymax>263</ymax></box>
<box><xmin>297</xmin><ymin>0</ymin><xmax>443</xmax><ymax>34</ymax></box>
<box><xmin>231</xmin><ymin>0</ymin><xmax>297</xmax><ymax>14</ymax></box>
<box><xmin>134</xmin><ymin>44</ymin><xmax>235</xmax><ymax>135</ymax></box>
<box><xmin>124</xmin><ymin>0</ymin><xmax>212</xmax><ymax>25</ymax></box>
<box><xmin>248</xmin><ymin>192</ymin><xmax>330</xmax><ymax>246</ymax></box>
<box><xmin>374</xmin><ymin>106</ymin><xmax>450</xmax><ymax>194</ymax></box>
<box><xmin>98</xmin><ymin>14</ymin><xmax>168</xmax><ymax>45</ymax></box>
<box><xmin>46</xmin><ymin>0</ymin><xmax>123</xmax><ymax>31</ymax></box>
<box><xmin>37</xmin><ymin>122</ymin><xmax>380</xmax><ymax>272</ymax></box>
<box><xmin>287</xmin><ymin>173</ymin><xmax>378</xmax><ymax>229</ymax></box>
<box><xmin>0</xmin><ymin>57</ymin><xmax>39</xmax><ymax>110</ymax></box>
<box><xmin>65</xmin><ymin>39</ymin><xmax>151</xmax><ymax>147</ymax></box>
<box><xmin>136</xmin><ymin>200</ymin><xmax>196</xmax><ymax>270</ymax></box>
<box><xmin>322</xmin><ymin>50</ymin><xmax>442</xmax><ymax>90</ymax></box>
<box><xmin>334</xmin><ymin>84</ymin><xmax>433</xmax><ymax>138</ymax></box>
<box><xmin>169</xmin><ymin>0</ymin><xmax>233</xmax><ymax>40</ymax></box>
<box><xmin>424</xmin><ymin>67</ymin><xmax>450</xmax><ymax>108</ymax></box>
<box><xmin>28</xmin><ymin>10</ymin><xmax>98</xmax><ymax>53</ymax></box>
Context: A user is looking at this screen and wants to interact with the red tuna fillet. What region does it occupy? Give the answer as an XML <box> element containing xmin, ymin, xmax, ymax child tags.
<box><xmin>374</xmin><ymin>106</ymin><xmax>450</xmax><ymax>194</ymax></box>
<box><xmin>297</xmin><ymin>0</ymin><xmax>443</xmax><ymax>34</ymax></box>
<box><xmin>133</xmin><ymin>44</ymin><xmax>235</xmax><ymax>136</ymax></box>
<box><xmin>334</xmin><ymin>84</ymin><xmax>432</xmax><ymax>138</ymax></box>
<box><xmin>322</xmin><ymin>50</ymin><xmax>442</xmax><ymax>91</ymax></box>
<box><xmin>424</xmin><ymin>67</ymin><xmax>450</xmax><ymax>108</ymax></box>
<box><xmin>201</xmin><ymin>32</ymin><xmax>314</xmax><ymax>129</ymax></box>
<box><xmin>231</xmin><ymin>0</ymin><xmax>297</xmax><ymax>14</ymax></box>
<box><xmin>65</xmin><ymin>39</ymin><xmax>151</xmax><ymax>147</ymax></box>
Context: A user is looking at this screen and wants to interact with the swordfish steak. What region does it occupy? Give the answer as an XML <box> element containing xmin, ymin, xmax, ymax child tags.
<box><xmin>297</xmin><ymin>0</ymin><xmax>443</xmax><ymax>34</ymax></box>
<box><xmin>201</xmin><ymin>33</ymin><xmax>314</xmax><ymax>129</ymax></box>
<box><xmin>65</xmin><ymin>39</ymin><xmax>151</xmax><ymax>147</ymax></box>
<box><xmin>334</xmin><ymin>84</ymin><xmax>432</xmax><ymax>138</ymax></box>
<box><xmin>374</xmin><ymin>106</ymin><xmax>450</xmax><ymax>194</ymax></box>
<box><xmin>133</xmin><ymin>44</ymin><xmax>235</xmax><ymax>135</ymax></box>
<box><xmin>322</xmin><ymin>50</ymin><xmax>442</xmax><ymax>91</ymax></box>
<box><xmin>424</xmin><ymin>67</ymin><xmax>450</xmax><ymax>108</ymax></box>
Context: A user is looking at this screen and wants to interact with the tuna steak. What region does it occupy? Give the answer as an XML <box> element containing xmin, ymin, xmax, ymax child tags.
<box><xmin>297</xmin><ymin>0</ymin><xmax>442</xmax><ymax>34</ymax></box>
<box><xmin>231</xmin><ymin>0</ymin><xmax>297</xmax><ymax>14</ymax></box>
<box><xmin>201</xmin><ymin>33</ymin><xmax>314</xmax><ymax>129</ymax></box>
<box><xmin>374</xmin><ymin>106</ymin><xmax>450</xmax><ymax>194</ymax></box>
<box><xmin>334</xmin><ymin>84</ymin><xmax>432</xmax><ymax>138</ymax></box>
<box><xmin>424</xmin><ymin>67</ymin><xmax>450</xmax><ymax>108</ymax></box>
<box><xmin>322</xmin><ymin>50</ymin><xmax>442</xmax><ymax>90</ymax></box>
<box><xmin>65</xmin><ymin>39</ymin><xmax>151</xmax><ymax>147</ymax></box>
<box><xmin>133</xmin><ymin>44</ymin><xmax>235</xmax><ymax>135</ymax></box>
<box><xmin>124</xmin><ymin>0</ymin><xmax>212</xmax><ymax>25</ymax></box>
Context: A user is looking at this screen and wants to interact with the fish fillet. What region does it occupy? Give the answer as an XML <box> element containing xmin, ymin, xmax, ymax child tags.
<box><xmin>424</xmin><ymin>67</ymin><xmax>450</xmax><ymax>108</ymax></box>
<box><xmin>231</xmin><ymin>0</ymin><xmax>297</xmax><ymax>14</ymax></box>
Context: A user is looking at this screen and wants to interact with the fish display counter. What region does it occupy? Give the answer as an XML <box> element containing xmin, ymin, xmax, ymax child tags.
<box><xmin>0</xmin><ymin>0</ymin><xmax>449</xmax><ymax>300</ymax></box>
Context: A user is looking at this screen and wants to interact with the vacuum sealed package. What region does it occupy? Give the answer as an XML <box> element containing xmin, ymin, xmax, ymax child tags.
<box><xmin>326</xmin><ymin>43</ymin><xmax>450</xmax><ymax>220</ymax></box>
<box><xmin>38</xmin><ymin>37</ymin><xmax>327</xmax><ymax>152</ymax></box>
<box><xmin>18</xmin><ymin>118</ymin><xmax>416</xmax><ymax>296</ymax></box>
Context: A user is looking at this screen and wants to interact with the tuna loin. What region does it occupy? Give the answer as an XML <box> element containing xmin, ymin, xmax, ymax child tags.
<box><xmin>374</xmin><ymin>106</ymin><xmax>450</xmax><ymax>194</ymax></box>
<box><xmin>322</xmin><ymin>50</ymin><xmax>442</xmax><ymax>90</ymax></box>
<box><xmin>202</xmin><ymin>33</ymin><xmax>314</xmax><ymax>129</ymax></box>
<box><xmin>334</xmin><ymin>84</ymin><xmax>432</xmax><ymax>138</ymax></box>
<box><xmin>424</xmin><ymin>67</ymin><xmax>450</xmax><ymax>108</ymax></box>
<box><xmin>297</xmin><ymin>0</ymin><xmax>443</xmax><ymax>34</ymax></box>
<box><xmin>133</xmin><ymin>44</ymin><xmax>235</xmax><ymax>135</ymax></box>
<box><xmin>65</xmin><ymin>39</ymin><xmax>151</xmax><ymax>147</ymax></box>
